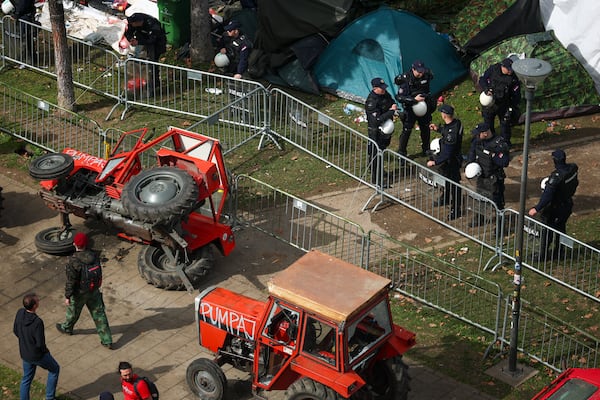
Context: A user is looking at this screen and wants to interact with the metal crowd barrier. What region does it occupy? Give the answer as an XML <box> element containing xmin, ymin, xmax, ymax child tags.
<box><xmin>498</xmin><ymin>296</ymin><xmax>600</xmax><ymax>371</ymax></box>
<box><xmin>500</xmin><ymin>208</ymin><xmax>600</xmax><ymax>303</ymax></box>
<box><xmin>234</xmin><ymin>174</ymin><xmax>366</xmax><ymax>267</ymax></box>
<box><xmin>0</xmin><ymin>82</ymin><xmax>103</xmax><ymax>155</ymax></box>
<box><xmin>112</xmin><ymin>58</ymin><xmax>270</xmax><ymax>127</ymax></box>
<box><xmin>1</xmin><ymin>17</ymin><xmax>122</xmax><ymax>104</ymax></box>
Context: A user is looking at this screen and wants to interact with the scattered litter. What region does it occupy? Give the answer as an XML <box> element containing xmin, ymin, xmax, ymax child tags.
<box><xmin>354</xmin><ymin>114</ymin><xmax>367</xmax><ymax>123</ymax></box>
<box><xmin>343</xmin><ymin>103</ymin><xmax>364</xmax><ymax>115</ymax></box>
<box><xmin>205</xmin><ymin>87</ymin><xmax>223</xmax><ymax>95</ymax></box>
<box><xmin>289</xmin><ymin>111</ymin><xmax>307</xmax><ymax>128</ymax></box>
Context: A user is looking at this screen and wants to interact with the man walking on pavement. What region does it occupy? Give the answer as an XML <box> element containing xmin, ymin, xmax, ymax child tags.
<box><xmin>427</xmin><ymin>104</ymin><xmax>464</xmax><ymax>221</ymax></box>
<box><xmin>13</xmin><ymin>293</ymin><xmax>60</xmax><ymax>400</ymax></box>
<box><xmin>478</xmin><ymin>58</ymin><xmax>521</xmax><ymax>146</ymax></box>
<box><xmin>395</xmin><ymin>59</ymin><xmax>435</xmax><ymax>157</ymax></box>
<box><xmin>56</xmin><ymin>232</ymin><xmax>113</xmax><ymax>349</ymax></box>
<box><xmin>529</xmin><ymin>149</ymin><xmax>578</xmax><ymax>259</ymax></box>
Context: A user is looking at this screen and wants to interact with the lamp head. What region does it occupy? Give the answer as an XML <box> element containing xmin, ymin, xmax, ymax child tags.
<box><xmin>511</xmin><ymin>58</ymin><xmax>552</xmax><ymax>90</ymax></box>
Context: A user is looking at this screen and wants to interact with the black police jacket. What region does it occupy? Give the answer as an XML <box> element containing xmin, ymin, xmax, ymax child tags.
<box><xmin>478</xmin><ymin>63</ymin><xmax>520</xmax><ymax>107</ymax></box>
<box><xmin>535</xmin><ymin>163</ymin><xmax>578</xmax><ymax>211</ymax></box>
<box><xmin>365</xmin><ymin>90</ymin><xmax>396</xmax><ymax>134</ymax></box>
<box><xmin>467</xmin><ymin>134</ymin><xmax>509</xmax><ymax>178</ymax></box>
<box><xmin>434</xmin><ymin>118</ymin><xmax>463</xmax><ymax>169</ymax></box>
<box><xmin>394</xmin><ymin>70</ymin><xmax>434</xmax><ymax>106</ymax></box>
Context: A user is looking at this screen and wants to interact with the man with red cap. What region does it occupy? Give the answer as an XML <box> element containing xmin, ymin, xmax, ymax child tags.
<box><xmin>56</xmin><ymin>232</ymin><xmax>113</xmax><ymax>349</ymax></box>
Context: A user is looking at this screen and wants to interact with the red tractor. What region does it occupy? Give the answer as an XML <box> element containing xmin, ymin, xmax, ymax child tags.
<box><xmin>531</xmin><ymin>368</ymin><xmax>600</xmax><ymax>399</ymax></box>
<box><xmin>186</xmin><ymin>249</ymin><xmax>416</xmax><ymax>399</ymax></box>
<box><xmin>29</xmin><ymin>127</ymin><xmax>235</xmax><ymax>291</ymax></box>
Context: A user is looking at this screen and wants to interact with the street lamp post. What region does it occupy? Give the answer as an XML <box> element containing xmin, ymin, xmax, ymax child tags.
<box><xmin>508</xmin><ymin>58</ymin><xmax>552</xmax><ymax>373</ymax></box>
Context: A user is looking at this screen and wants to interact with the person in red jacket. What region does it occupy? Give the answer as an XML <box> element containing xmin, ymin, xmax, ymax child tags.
<box><xmin>119</xmin><ymin>361</ymin><xmax>152</xmax><ymax>400</ymax></box>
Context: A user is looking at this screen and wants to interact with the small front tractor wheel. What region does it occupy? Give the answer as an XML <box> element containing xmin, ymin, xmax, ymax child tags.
<box><xmin>137</xmin><ymin>245</ymin><xmax>213</xmax><ymax>290</ymax></box>
<box><xmin>186</xmin><ymin>358</ymin><xmax>227</xmax><ymax>400</ymax></box>
<box><xmin>34</xmin><ymin>227</ymin><xmax>76</xmax><ymax>255</ymax></box>
<box><xmin>362</xmin><ymin>356</ymin><xmax>410</xmax><ymax>400</ymax></box>
<box><xmin>284</xmin><ymin>377</ymin><xmax>343</xmax><ymax>400</ymax></box>
<box><xmin>29</xmin><ymin>153</ymin><xmax>74</xmax><ymax>180</ymax></box>
<box><xmin>122</xmin><ymin>166</ymin><xmax>199</xmax><ymax>225</ymax></box>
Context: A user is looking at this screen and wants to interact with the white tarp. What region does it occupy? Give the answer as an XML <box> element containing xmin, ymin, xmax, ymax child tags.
<box><xmin>540</xmin><ymin>0</ymin><xmax>600</xmax><ymax>94</ymax></box>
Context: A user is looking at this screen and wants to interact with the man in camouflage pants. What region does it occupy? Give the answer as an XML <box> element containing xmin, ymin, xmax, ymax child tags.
<box><xmin>56</xmin><ymin>232</ymin><xmax>113</xmax><ymax>349</ymax></box>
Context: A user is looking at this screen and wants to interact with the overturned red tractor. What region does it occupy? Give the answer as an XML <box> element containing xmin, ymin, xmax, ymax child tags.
<box><xmin>29</xmin><ymin>127</ymin><xmax>235</xmax><ymax>291</ymax></box>
<box><xmin>187</xmin><ymin>250</ymin><xmax>416</xmax><ymax>399</ymax></box>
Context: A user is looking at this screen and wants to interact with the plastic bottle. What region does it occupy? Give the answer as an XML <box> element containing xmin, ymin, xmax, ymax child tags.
<box><xmin>343</xmin><ymin>103</ymin><xmax>364</xmax><ymax>115</ymax></box>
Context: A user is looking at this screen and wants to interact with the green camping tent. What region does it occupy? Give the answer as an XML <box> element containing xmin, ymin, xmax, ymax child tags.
<box><xmin>470</xmin><ymin>31</ymin><xmax>600</xmax><ymax>121</ymax></box>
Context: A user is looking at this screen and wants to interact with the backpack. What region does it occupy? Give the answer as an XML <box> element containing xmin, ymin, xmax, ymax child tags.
<box><xmin>79</xmin><ymin>259</ymin><xmax>102</xmax><ymax>292</ymax></box>
<box><xmin>133</xmin><ymin>376</ymin><xmax>159</xmax><ymax>400</ymax></box>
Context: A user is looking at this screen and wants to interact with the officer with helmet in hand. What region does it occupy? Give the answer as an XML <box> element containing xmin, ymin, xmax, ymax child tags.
<box><xmin>478</xmin><ymin>58</ymin><xmax>521</xmax><ymax>146</ymax></box>
<box><xmin>219</xmin><ymin>20</ymin><xmax>252</xmax><ymax>79</ymax></box>
<box><xmin>394</xmin><ymin>60</ymin><xmax>435</xmax><ymax>157</ymax></box>
<box><xmin>427</xmin><ymin>104</ymin><xmax>464</xmax><ymax>220</ymax></box>
<box><xmin>365</xmin><ymin>77</ymin><xmax>399</xmax><ymax>188</ymax></box>
<box><xmin>466</xmin><ymin>122</ymin><xmax>510</xmax><ymax>226</ymax></box>
<box><xmin>529</xmin><ymin>149</ymin><xmax>578</xmax><ymax>259</ymax></box>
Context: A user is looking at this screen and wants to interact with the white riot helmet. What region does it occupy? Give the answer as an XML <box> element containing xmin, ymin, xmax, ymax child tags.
<box><xmin>379</xmin><ymin>119</ymin><xmax>395</xmax><ymax>136</ymax></box>
<box><xmin>540</xmin><ymin>177</ymin><xmax>549</xmax><ymax>190</ymax></box>
<box><xmin>479</xmin><ymin>91</ymin><xmax>494</xmax><ymax>107</ymax></box>
<box><xmin>2</xmin><ymin>0</ymin><xmax>14</xmax><ymax>14</ymax></box>
<box><xmin>214</xmin><ymin>53</ymin><xmax>230</xmax><ymax>68</ymax></box>
<box><xmin>429</xmin><ymin>138</ymin><xmax>441</xmax><ymax>155</ymax></box>
<box><xmin>412</xmin><ymin>101</ymin><xmax>427</xmax><ymax>117</ymax></box>
<box><xmin>465</xmin><ymin>162</ymin><xmax>482</xmax><ymax>179</ymax></box>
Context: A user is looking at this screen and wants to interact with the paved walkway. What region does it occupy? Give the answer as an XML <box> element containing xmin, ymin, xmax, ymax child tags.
<box><xmin>0</xmin><ymin>172</ymin><xmax>496</xmax><ymax>400</ymax></box>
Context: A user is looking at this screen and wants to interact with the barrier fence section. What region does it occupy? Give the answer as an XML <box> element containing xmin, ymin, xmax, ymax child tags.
<box><xmin>115</xmin><ymin>58</ymin><xmax>269</xmax><ymax>128</ymax></box>
<box><xmin>501</xmin><ymin>208</ymin><xmax>600</xmax><ymax>303</ymax></box>
<box><xmin>0</xmin><ymin>82</ymin><xmax>103</xmax><ymax>155</ymax></box>
<box><xmin>2</xmin><ymin>17</ymin><xmax>122</xmax><ymax>102</ymax></box>
<box><xmin>234</xmin><ymin>174</ymin><xmax>366</xmax><ymax>268</ymax></box>
<box><xmin>499</xmin><ymin>297</ymin><xmax>600</xmax><ymax>371</ymax></box>
<box><xmin>367</xmin><ymin>230</ymin><xmax>503</xmax><ymax>341</ymax></box>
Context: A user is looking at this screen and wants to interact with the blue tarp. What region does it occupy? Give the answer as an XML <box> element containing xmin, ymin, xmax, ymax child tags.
<box><xmin>313</xmin><ymin>7</ymin><xmax>467</xmax><ymax>103</ymax></box>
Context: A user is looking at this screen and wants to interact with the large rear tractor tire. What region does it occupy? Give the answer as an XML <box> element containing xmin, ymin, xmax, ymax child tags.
<box><xmin>284</xmin><ymin>378</ymin><xmax>343</xmax><ymax>400</ymax></box>
<box><xmin>121</xmin><ymin>166</ymin><xmax>199</xmax><ymax>225</ymax></box>
<box><xmin>34</xmin><ymin>227</ymin><xmax>76</xmax><ymax>255</ymax></box>
<box><xmin>29</xmin><ymin>153</ymin><xmax>74</xmax><ymax>180</ymax></box>
<box><xmin>137</xmin><ymin>244</ymin><xmax>213</xmax><ymax>290</ymax></box>
<box><xmin>360</xmin><ymin>356</ymin><xmax>410</xmax><ymax>400</ymax></box>
<box><xmin>186</xmin><ymin>358</ymin><xmax>227</xmax><ymax>400</ymax></box>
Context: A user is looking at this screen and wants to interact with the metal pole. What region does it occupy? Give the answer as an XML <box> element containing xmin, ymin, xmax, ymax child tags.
<box><xmin>508</xmin><ymin>87</ymin><xmax>534</xmax><ymax>372</ymax></box>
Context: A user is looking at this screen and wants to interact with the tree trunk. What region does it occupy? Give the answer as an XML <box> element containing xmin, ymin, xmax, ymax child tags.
<box><xmin>48</xmin><ymin>0</ymin><xmax>76</xmax><ymax>111</ymax></box>
<box><xmin>189</xmin><ymin>0</ymin><xmax>213</xmax><ymax>65</ymax></box>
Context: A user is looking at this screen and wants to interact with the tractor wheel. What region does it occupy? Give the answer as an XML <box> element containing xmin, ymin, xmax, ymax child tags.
<box><xmin>186</xmin><ymin>358</ymin><xmax>227</xmax><ymax>400</ymax></box>
<box><xmin>121</xmin><ymin>166</ymin><xmax>199</xmax><ymax>225</ymax></box>
<box><xmin>29</xmin><ymin>153</ymin><xmax>74</xmax><ymax>180</ymax></box>
<box><xmin>137</xmin><ymin>245</ymin><xmax>213</xmax><ymax>290</ymax></box>
<box><xmin>34</xmin><ymin>227</ymin><xmax>76</xmax><ymax>255</ymax></box>
<box><xmin>360</xmin><ymin>356</ymin><xmax>410</xmax><ymax>400</ymax></box>
<box><xmin>284</xmin><ymin>378</ymin><xmax>343</xmax><ymax>400</ymax></box>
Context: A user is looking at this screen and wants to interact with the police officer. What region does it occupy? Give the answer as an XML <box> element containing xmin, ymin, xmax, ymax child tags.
<box><xmin>125</xmin><ymin>13</ymin><xmax>167</xmax><ymax>95</ymax></box>
<box><xmin>365</xmin><ymin>77</ymin><xmax>398</xmax><ymax>188</ymax></box>
<box><xmin>478</xmin><ymin>58</ymin><xmax>521</xmax><ymax>146</ymax></box>
<box><xmin>395</xmin><ymin>60</ymin><xmax>435</xmax><ymax>157</ymax></box>
<box><xmin>528</xmin><ymin>149</ymin><xmax>578</xmax><ymax>259</ymax></box>
<box><xmin>220</xmin><ymin>20</ymin><xmax>253</xmax><ymax>79</ymax></box>
<box><xmin>466</xmin><ymin>122</ymin><xmax>510</xmax><ymax>226</ymax></box>
<box><xmin>11</xmin><ymin>0</ymin><xmax>37</xmax><ymax>65</ymax></box>
<box><xmin>427</xmin><ymin>104</ymin><xmax>464</xmax><ymax>220</ymax></box>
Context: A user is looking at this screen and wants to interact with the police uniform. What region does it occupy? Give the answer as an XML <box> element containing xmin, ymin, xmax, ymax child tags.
<box><xmin>467</xmin><ymin>124</ymin><xmax>510</xmax><ymax>209</ymax></box>
<box><xmin>431</xmin><ymin>116</ymin><xmax>463</xmax><ymax>219</ymax></box>
<box><xmin>365</xmin><ymin>78</ymin><xmax>396</xmax><ymax>185</ymax></box>
<box><xmin>531</xmin><ymin>149</ymin><xmax>578</xmax><ymax>257</ymax></box>
<box><xmin>478</xmin><ymin>60</ymin><xmax>521</xmax><ymax>145</ymax></box>
<box><xmin>394</xmin><ymin>61</ymin><xmax>435</xmax><ymax>156</ymax></box>
<box><xmin>222</xmin><ymin>22</ymin><xmax>253</xmax><ymax>76</ymax></box>
<box><xmin>13</xmin><ymin>0</ymin><xmax>36</xmax><ymax>63</ymax></box>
